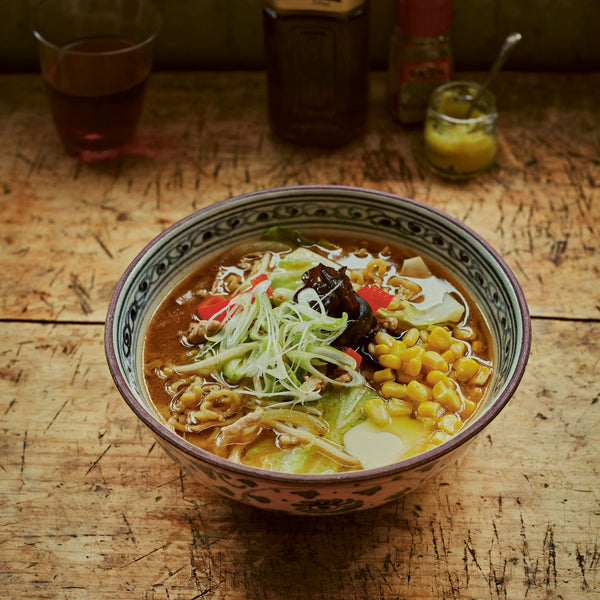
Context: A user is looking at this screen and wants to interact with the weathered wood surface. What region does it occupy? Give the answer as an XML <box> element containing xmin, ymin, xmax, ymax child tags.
<box><xmin>0</xmin><ymin>72</ymin><xmax>598</xmax><ymax>322</ymax></box>
<box><xmin>1</xmin><ymin>320</ymin><xmax>598</xmax><ymax>599</ymax></box>
<box><xmin>1</xmin><ymin>71</ymin><xmax>599</xmax><ymax>599</ymax></box>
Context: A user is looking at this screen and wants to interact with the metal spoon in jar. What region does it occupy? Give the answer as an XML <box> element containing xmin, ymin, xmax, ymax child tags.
<box><xmin>465</xmin><ymin>32</ymin><xmax>522</xmax><ymax>118</ymax></box>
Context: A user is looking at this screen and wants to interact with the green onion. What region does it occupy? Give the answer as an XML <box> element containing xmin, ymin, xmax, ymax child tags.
<box><xmin>181</xmin><ymin>278</ymin><xmax>364</xmax><ymax>403</ymax></box>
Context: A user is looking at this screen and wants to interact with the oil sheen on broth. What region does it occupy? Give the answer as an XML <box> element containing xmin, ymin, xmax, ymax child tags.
<box><xmin>143</xmin><ymin>230</ymin><xmax>493</xmax><ymax>474</ymax></box>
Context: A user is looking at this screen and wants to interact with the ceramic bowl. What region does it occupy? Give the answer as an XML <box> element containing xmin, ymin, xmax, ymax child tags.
<box><xmin>105</xmin><ymin>185</ymin><xmax>531</xmax><ymax>515</ymax></box>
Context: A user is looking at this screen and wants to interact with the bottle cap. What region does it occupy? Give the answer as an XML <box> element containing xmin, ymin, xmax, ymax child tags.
<box><xmin>396</xmin><ymin>0</ymin><xmax>452</xmax><ymax>37</ymax></box>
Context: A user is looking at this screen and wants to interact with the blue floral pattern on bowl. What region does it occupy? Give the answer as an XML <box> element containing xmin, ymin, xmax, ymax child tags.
<box><xmin>105</xmin><ymin>185</ymin><xmax>530</xmax><ymax>515</ymax></box>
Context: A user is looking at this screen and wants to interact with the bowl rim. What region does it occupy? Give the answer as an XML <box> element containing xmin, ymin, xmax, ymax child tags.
<box><xmin>105</xmin><ymin>184</ymin><xmax>531</xmax><ymax>485</ymax></box>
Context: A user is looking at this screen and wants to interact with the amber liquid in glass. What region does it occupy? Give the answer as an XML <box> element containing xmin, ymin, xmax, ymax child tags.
<box><xmin>263</xmin><ymin>5</ymin><xmax>369</xmax><ymax>148</ymax></box>
<box><xmin>44</xmin><ymin>37</ymin><xmax>149</xmax><ymax>155</ymax></box>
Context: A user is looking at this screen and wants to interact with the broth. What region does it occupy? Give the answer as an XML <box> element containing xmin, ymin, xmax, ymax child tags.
<box><xmin>143</xmin><ymin>230</ymin><xmax>493</xmax><ymax>474</ymax></box>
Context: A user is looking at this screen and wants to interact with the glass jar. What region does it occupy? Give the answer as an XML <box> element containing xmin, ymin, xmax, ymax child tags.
<box><xmin>263</xmin><ymin>0</ymin><xmax>369</xmax><ymax>148</ymax></box>
<box><xmin>424</xmin><ymin>81</ymin><xmax>498</xmax><ymax>179</ymax></box>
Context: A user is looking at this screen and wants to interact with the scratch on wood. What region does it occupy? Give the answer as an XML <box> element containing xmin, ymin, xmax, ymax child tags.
<box><xmin>550</xmin><ymin>238</ymin><xmax>569</xmax><ymax>267</ymax></box>
<box><xmin>69</xmin><ymin>273</ymin><xmax>93</xmax><ymax>315</ymax></box>
<box><xmin>92</xmin><ymin>234</ymin><xmax>113</xmax><ymax>259</ymax></box>
<box><xmin>49</xmin><ymin>265</ymin><xmax>65</xmax><ymax>287</ymax></box>
<box><xmin>20</xmin><ymin>430</ymin><xmax>27</xmax><ymax>487</ymax></box>
<box><xmin>46</xmin><ymin>399</ymin><xmax>68</xmax><ymax>431</ymax></box>
<box><xmin>520</xmin><ymin>513</ymin><xmax>539</xmax><ymax>593</ymax></box>
<box><xmin>72</xmin><ymin>161</ymin><xmax>82</xmax><ymax>181</ymax></box>
<box><xmin>70</xmin><ymin>354</ymin><xmax>83</xmax><ymax>385</ymax></box>
<box><xmin>576</xmin><ymin>543</ymin><xmax>600</xmax><ymax>591</ymax></box>
<box><xmin>143</xmin><ymin>175</ymin><xmax>161</xmax><ymax>210</ymax></box>
<box><xmin>464</xmin><ymin>530</ymin><xmax>486</xmax><ymax>580</ymax></box>
<box><xmin>122</xmin><ymin>513</ymin><xmax>136</xmax><ymax>544</ymax></box>
<box><xmin>124</xmin><ymin>544</ymin><xmax>166</xmax><ymax>567</ymax></box>
<box><xmin>488</xmin><ymin>556</ymin><xmax>508</xmax><ymax>600</ymax></box>
<box><xmin>360</xmin><ymin>149</ymin><xmax>415</xmax><ymax>197</ymax></box>
<box><xmin>85</xmin><ymin>444</ymin><xmax>112</xmax><ymax>475</ymax></box>
<box><xmin>543</xmin><ymin>524</ymin><xmax>557</xmax><ymax>590</ymax></box>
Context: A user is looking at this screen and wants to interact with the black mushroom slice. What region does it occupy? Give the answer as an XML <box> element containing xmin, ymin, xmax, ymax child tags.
<box><xmin>294</xmin><ymin>264</ymin><xmax>374</xmax><ymax>347</ymax></box>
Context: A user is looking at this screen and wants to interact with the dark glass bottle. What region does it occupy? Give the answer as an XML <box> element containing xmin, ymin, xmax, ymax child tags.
<box><xmin>263</xmin><ymin>0</ymin><xmax>369</xmax><ymax>148</ymax></box>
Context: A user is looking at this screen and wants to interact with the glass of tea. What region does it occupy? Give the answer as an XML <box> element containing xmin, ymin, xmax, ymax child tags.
<box><xmin>32</xmin><ymin>0</ymin><xmax>162</xmax><ymax>159</ymax></box>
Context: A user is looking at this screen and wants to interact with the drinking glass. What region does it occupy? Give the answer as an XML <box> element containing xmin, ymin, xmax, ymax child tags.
<box><xmin>32</xmin><ymin>0</ymin><xmax>162</xmax><ymax>159</ymax></box>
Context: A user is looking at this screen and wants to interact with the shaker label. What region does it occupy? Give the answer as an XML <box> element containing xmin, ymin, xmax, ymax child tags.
<box><xmin>268</xmin><ymin>0</ymin><xmax>365</xmax><ymax>14</ymax></box>
<box><xmin>400</xmin><ymin>57</ymin><xmax>452</xmax><ymax>85</ymax></box>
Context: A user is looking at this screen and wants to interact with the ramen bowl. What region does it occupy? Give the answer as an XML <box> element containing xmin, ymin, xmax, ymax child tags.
<box><xmin>105</xmin><ymin>185</ymin><xmax>530</xmax><ymax>515</ymax></box>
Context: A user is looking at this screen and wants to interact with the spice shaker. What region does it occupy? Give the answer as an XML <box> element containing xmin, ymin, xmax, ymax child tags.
<box><xmin>387</xmin><ymin>0</ymin><xmax>452</xmax><ymax>124</ymax></box>
<box><xmin>263</xmin><ymin>0</ymin><xmax>369</xmax><ymax>148</ymax></box>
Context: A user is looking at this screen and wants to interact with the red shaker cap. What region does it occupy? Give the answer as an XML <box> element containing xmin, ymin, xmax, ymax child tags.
<box><xmin>396</xmin><ymin>0</ymin><xmax>452</xmax><ymax>37</ymax></box>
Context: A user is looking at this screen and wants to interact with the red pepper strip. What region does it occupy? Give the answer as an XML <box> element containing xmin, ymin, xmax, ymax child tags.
<box><xmin>197</xmin><ymin>275</ymin><xmax>273</xmax><ymax>321</ymax></box>
<box><xmin>357</xmin><ymin>285</ymin><xmax>394</xmax><ymax>313</ymax></box>
<box><xmin>197</xmin><ymin>294</ymin><xmax>232</xmax><ymax>321</ymax></box>
<box><xmin>344</xmin><ymin>347</ymin><xmax>362</xmax><ymax>369</ymax></box>
<box><xmin>250</xmin><ymin>274</ymin><xmax>273</xmax><ymax>297</ymax></box>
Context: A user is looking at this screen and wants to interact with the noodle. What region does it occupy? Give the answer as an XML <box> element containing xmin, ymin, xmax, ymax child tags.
<box><xmin>143</xmin><ymin>231</ymin><xmax>494</xmax><ymax>474</ymax></box>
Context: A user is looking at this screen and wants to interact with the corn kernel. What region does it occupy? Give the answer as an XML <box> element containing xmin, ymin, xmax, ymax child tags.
<box><xmin>406</xmin><ymin>380</ymin><xmax>431</xmax><ymax>404</ymax></box>
<box><xmin>450</xmin><ymin>341</ymin><xmax>466</xmax><ymax>358</ymax></box>
<box><xmin>406</xmin><ymin>356</ymin><xmax>422</xmax><ymax>377</ymax></box>
<box><xmin>471</xmin><ymin>365</ymin><xmax>491</xmax><ymax>386</ymax></box>
<box><xmin>454</xmin><ymin>357</ymin><xmax>480</xmax><ymax>381</ymax></box>
<box><xmin>461</xmin><ymin>398</ymin><xmax>478</xmax><ymax>418</ymax></box>
<box><xmin>439</xmin><ymin>413</ymin><xmax>462</xmax><ymax>435</ymax></box>
<box><xmin>426</xmin><ymin>370</ymin><xmax>452</xmax><ymax>387</ymax></box>
<box><xmin>432</xmin><ymin>381</ymin><xmax>463</xmax><ymax>412</ymax></box>
<box><xmin>417</xmin><ymin>400</ymin><xmax>442</xmax><ymax>420</ymax></box>
<box><xmin>403</xmin><ymin>328</ymin><xmax>420</xmax><ymax>347</ymax></box>
<box><xmin>420</xmin><ymin>417</ymin><xmax>437</xmax><ymax>430</ymax></box>
<box><xmin>442</xmin><ymin>350</ymin><xmax>456</xmax><ymax>364</ymax></box>
<box><xmin>395</xmin><ymin>371</ymin><xmax>416</xmax><ymax>384</ymax></box>
<box><xmin>373</xmin><ymin>368</ymin><xmax>395</xmax><ymax>384</ymax></box>
<box><xmin>472</xmin><ymin>340</ymin><xmax>485</xmax><ymax>355</ymax></box>
<box><xmin>400</xmin><ymin>345</ymin><xmax>425</xmax><ymax>361</ymax></box>
<box><xmin>379</xmin><ymin>353</ymin><xmax>402</xmax><ymax>370</ymax></box>
<box><xmin>422</xmin><ymin>350</ymin><xmax>449</xmax><ymax>373</ymax></box>
<box><xmin>453</xmin><ymin>327</ymin><xmax>475</xmax><ymax>341</ymax></box>
<box><xmin>374</xmin><ymin>343</ymin><xmax>391</xmax><ymax>356</ymax></box>
<box><xmin>387</xmin><ymin>397</ymin><xmax>413</xmax><ymax>416</ymax></box>
<box><xmin>470</xmin><ymin>387</ymin><xmax>484</xmax><ymax>402</ymax></box>
<box><xmin>428</xmin><ymin>430</ymin><xmax>451</xmax><ymax>446</ymax></box>
<box><xmin>390</xmin><ymin>339</ymin><xmax>406</xmax><ymax>355</ymax></box>
<box><xmin>375</xmin><ymin>331</ymin><xmax>396</xmax><ymax>346</ymax></box>
<box><xmin>364</xmin><ymin>397</ymin><xmax>391</xmax><ymax>427</ymax></box>
<box><xmin>427</xmin><ymin>326</ymin><xmax>453</xmax><ymax>351</ymax></box>
<box><xmin>381</xmin><ymin>381</ymin><xmax>407</xmax><ymax>399</ymax></box>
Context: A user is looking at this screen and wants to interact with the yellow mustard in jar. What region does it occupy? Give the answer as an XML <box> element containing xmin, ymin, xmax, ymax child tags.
<box><xmin>424</xmin><ymin>81</ymin><xmax>498</xmax><ymax>179</ymax></box>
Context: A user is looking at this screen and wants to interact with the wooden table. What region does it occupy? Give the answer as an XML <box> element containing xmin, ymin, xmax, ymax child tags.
<box><xmin>1</xmin><ymin>71</ymin><xmax>598</xmax><ymax>599</ymax></box>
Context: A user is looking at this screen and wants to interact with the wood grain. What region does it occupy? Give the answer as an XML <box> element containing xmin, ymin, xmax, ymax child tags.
<box><xmin>0</xmin><ymin>319</ymin><xmax>598</xmax><ymax>599</ymax></box>
<box><xmin>0</xmin><ymin>72</ymin><xmax>598</xmax><ymax>323</ymax></box>
<box><xmin>0</xmin><ymin>71</ymin><xmax>599</xmax><ymax>599</ymax></box>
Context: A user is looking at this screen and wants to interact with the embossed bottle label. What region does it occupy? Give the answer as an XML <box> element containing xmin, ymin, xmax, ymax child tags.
<box><xmin>267</xmin><ymin>0</ymin><xmax>365</xmax><ymax>14</ymax></box>
<box><xmin>396</xmin><ymin>57</ymin><xmax>452</xmax><ymax>122</ymax></box>
<box><xmin>400</xmin><ymin>57</ymin><xmax>452</xmax><ymax>85</ymax></box>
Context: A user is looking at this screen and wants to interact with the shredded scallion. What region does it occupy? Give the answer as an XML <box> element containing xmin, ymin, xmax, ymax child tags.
<box><xmin>175</xmin><ymin>279</ymin><xmax>364</xmax><ymax>403</ymax></box>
